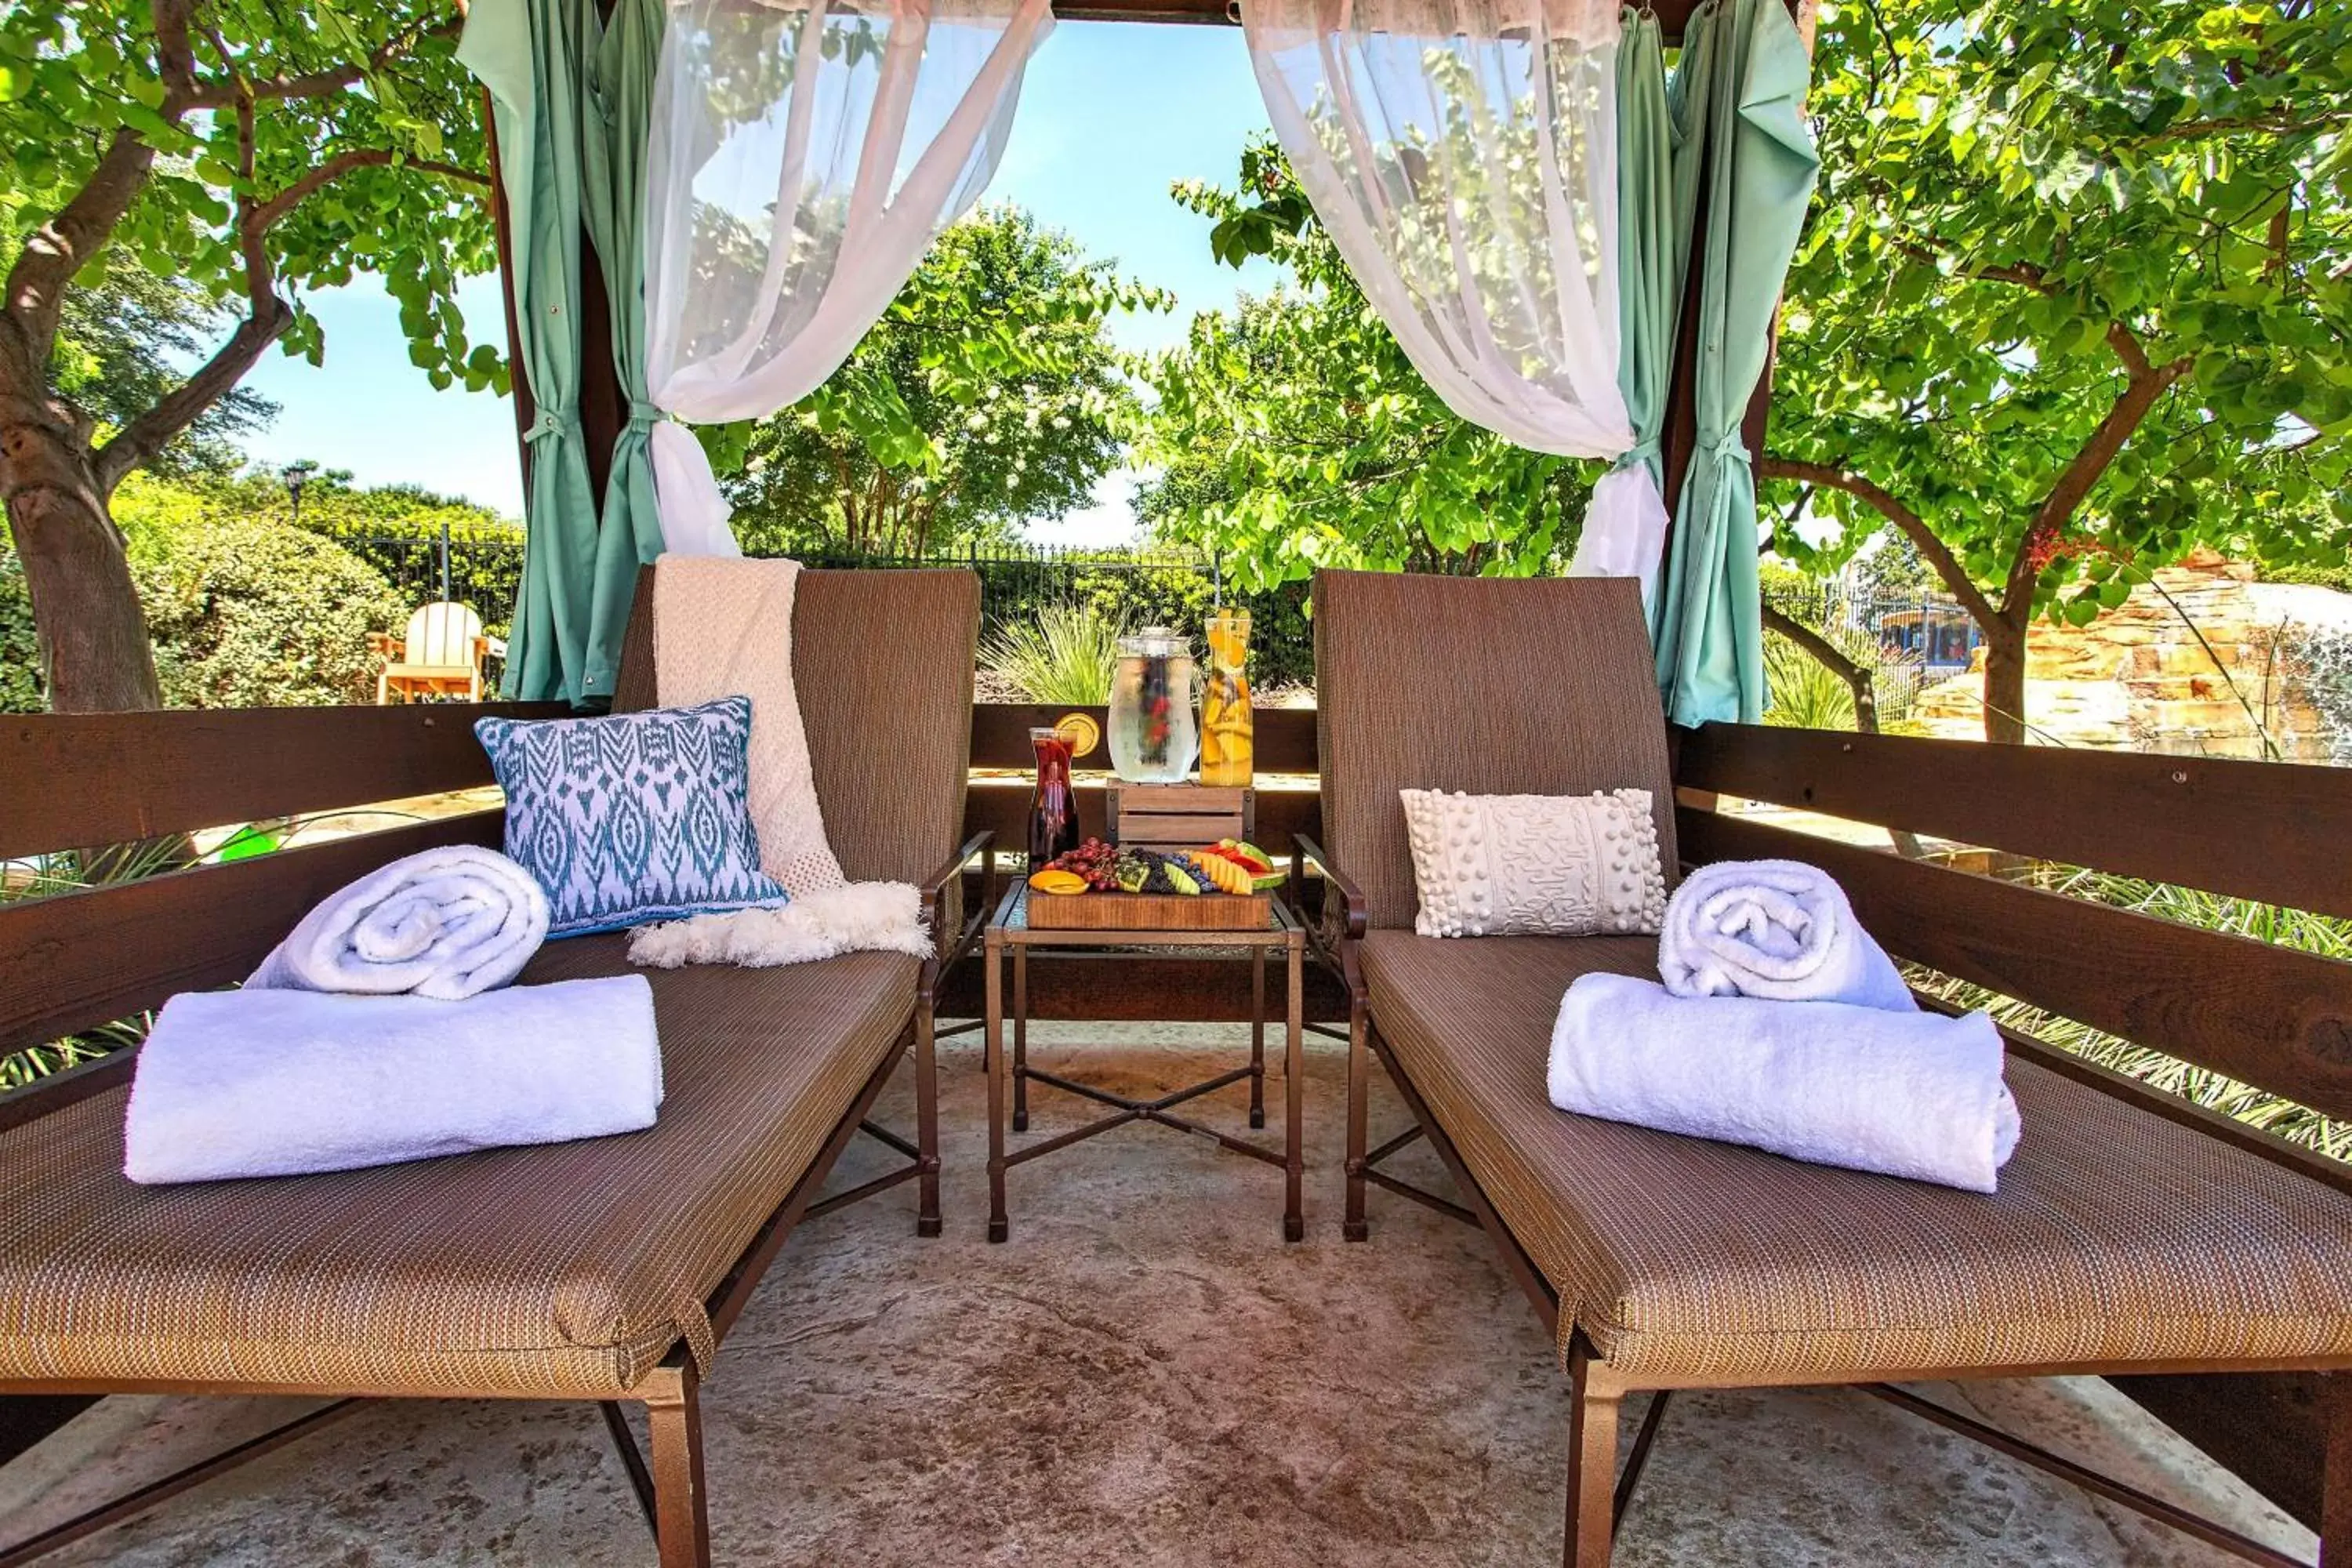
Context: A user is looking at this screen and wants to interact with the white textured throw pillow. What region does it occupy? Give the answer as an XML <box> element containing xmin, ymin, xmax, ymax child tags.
<box><xmin>1400</xmin><ymin>789</ymin><xmax>1666</xmax><ymax>938</ymax></box>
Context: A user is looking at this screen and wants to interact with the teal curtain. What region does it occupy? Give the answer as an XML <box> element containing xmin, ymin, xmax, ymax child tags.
<box><xmin>463</xmin><ymin>0</ymin><xmax>601</xmax><ymax>705</ymax></box>
<box><xmin>1647</xmin><ymin>0</ymin><xmax>1819</xmax><ymax>725</ymax></box>
<box><xmin>581</xmin><ymin>0</ymin><xmax>669</xmax><ymax>696</ymax></box>
<box><xmin>1600</xmin><ymin>8</ymin><xmax>1681</xmax><ymax>604</ymax></box>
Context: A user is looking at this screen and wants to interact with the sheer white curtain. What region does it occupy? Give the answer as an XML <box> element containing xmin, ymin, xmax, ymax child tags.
<box><xmin>1241</xmin><ymin>0</ymin><xmax>1665</xmax><ymax>589</ymax></box>
<box><xmin>643</xmin><ymin>0</ymin><xmax>1053</xmax><ymax>554</ymax></box>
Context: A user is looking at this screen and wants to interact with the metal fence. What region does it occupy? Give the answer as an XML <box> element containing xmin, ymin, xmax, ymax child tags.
<box><xmin>327</xmin><ymin>527</ymin><xmax>1985</xmax><ymax>701</ymax></box>
<box><xmin>328</xmin><ymin>534</ymin><xmax>1325</xmax><ymax>687</ymax></box>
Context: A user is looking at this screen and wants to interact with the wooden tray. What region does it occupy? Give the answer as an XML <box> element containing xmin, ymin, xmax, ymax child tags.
<box><xmin>1025</xmin><ymin>888</ymin><xmax>1272</xmax><ymax>931</ymax></box>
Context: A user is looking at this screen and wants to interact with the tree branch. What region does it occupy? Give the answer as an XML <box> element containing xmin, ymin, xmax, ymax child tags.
<box><xmin>2003</xmin><ymin>339</ymin><xmax>2196</xmax><ymax>615</ymax></box>
<box><xmin>1756</xmin><ymin>456</ymin><xmax>2002</xmax><ymax>629</ymax></box>
<box><xmin>1891</xmin><ymin>240</ymin><xmax>2059</xmax><ymax>296</ymax></box>
<box><xmin>93</xmin><ymin>111</ymin><xmax>483</xmax><ymax>491</ymax></box>
<box><xmin>247</xmin><ymin>149</ymin><xmax>487</xmax><ymax>233</ymax></box>
<box><xmin>94</xmin><ymin>307</ymin><xmax>292</xmax><ymax>495</ymax></box>
<box><xmin>152</xmin><ymin>0</ymin><xmax>201</xmax><ymax>106</ymax></box>
<box><xmin>178</xmin><ymin>15</ymin><xmax>464</xmax><ymax>111</ymax></box>
<box><xmin>1</xmin><ymin>132</ymin><xmax>161</xmax><ymax>375</ymax></box>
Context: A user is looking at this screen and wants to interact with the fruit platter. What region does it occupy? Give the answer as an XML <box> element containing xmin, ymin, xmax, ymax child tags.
<box><xmin>1024</xmin><ymin>837</ymin><xmax>1285</xmax><ymax>931</ymax></box>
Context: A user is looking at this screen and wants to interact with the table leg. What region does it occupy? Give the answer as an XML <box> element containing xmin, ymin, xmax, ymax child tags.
<box><xmin>1012</xmin><ymin>944</ymin><xmax>1030</xmax><ymax>1134</ymax></box>
<box><xmin>1284</xmin><ymin>935</ymin><xmax>1305</xmax><ymax>1243</ymax></box>
<box><xmin>985</xmin><ymin>936</ymin><xmax>1008</xmax><ymax>1243</ymax></box>
<box><xmin>1249</xmin><ymin>946</ymin><xmax>1267</xmax><ymax>1131</ymax></box>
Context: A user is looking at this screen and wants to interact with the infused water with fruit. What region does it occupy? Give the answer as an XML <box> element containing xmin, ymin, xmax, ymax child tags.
<box><xmin>1200</xmin><ymin>610</ymin><xmax>1253</xmax><ymax>786</ymax></box>
<box><xmin>1108</xmin><ymin>631</ymin><xmax>1200</xmax><ymax>784</ymax></box>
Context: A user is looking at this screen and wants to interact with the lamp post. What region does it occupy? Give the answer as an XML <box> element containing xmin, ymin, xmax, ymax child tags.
<box><xmin>282</xmin><ymin>459</ymin><xmax>318</xmax><ymax>526</ymax></box>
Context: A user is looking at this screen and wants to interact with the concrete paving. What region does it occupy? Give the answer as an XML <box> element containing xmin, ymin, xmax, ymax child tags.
<box><xmin>0</xmin><ymin>1023</ymin><xmax>2318</xmax><ymax>1566</ymax></box>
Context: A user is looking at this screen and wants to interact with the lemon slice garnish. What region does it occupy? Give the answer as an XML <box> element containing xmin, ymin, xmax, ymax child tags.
<box><xmin>1054</xmin><ymin>711</ymin><xmax>1101</xmax><ymax>758</ymax></box>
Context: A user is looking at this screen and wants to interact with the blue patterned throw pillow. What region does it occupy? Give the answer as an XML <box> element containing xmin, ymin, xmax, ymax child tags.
<box><xmin>475</xmin><ymin>697</ymin><xmax>790</xmax><ymax>938</ymax></box>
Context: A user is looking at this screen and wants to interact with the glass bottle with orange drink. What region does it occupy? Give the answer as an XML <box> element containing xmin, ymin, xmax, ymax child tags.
<box><xmin>1200</xmin><ymin>609</ymin><xmax>1253</xmax><ymax>786</ymax></box>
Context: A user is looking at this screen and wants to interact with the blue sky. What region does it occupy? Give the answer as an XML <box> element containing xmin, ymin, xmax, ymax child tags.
<box><xmin>235</xmin><ymin>20</ymin><xmax>1277</xmax><ymax>538</ymax></box>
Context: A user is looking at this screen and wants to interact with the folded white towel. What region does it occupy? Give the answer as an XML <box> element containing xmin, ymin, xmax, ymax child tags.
<box><xmin>123</xmin><ymin>978</ymin><xmax>661</xmax><ymax>1185</ymax></box>
<box><xmin>1549</xmin><ymin>973</ymin><xmax>2021</xmax><ymax>1192</ymax></box>
<box><xmin>1659</xmin><ymin>858</ymin><xmax>1912</xmax><ymax>1011</ymax></box>
<box><xmin>248</xmin><ymin>845</ymin><xmax>550</xmax><ymax>1000</ymax></box>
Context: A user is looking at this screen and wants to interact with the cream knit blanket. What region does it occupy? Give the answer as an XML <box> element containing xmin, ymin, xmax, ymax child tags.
<box><xmin>652</xmin><ymin>556</ymin><xmax>846</xmax><ymax>895</ymax></box>
<box><xmin>639</xmin><ymin>557</ymin><xmax>931</xmax><ymax>968</ymax></box>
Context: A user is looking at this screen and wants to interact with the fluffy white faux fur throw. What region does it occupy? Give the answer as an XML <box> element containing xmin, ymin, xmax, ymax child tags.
<box><xmin>629</xmin><ymin>882</ymin><xmax>931</xmax><ymax>970</ymax></box>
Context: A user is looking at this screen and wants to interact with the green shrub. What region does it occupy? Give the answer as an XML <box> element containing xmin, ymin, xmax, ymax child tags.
<box><xmin>136</xmin><ymin>519</ymin><xmax>408</xmax><ymax>707</ymax></box>
<box><xmin>0</xmin><ymin>546</ymin><xmax>42</xmax><ymax>714</ymax></box>
<box><xmin>1762</xmin><ymin>633</ymin><xmax>1858</xmax><ymax>729</ymax></box>
<box><xmin>982</xmin><ymin>601</ymin><xmax>1128</xmax><ymax>704</ymax></box>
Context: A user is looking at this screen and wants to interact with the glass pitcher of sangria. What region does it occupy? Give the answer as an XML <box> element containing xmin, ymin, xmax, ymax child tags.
<box><xmin>1200</xmin><ymin>610</ymin><xmax>1253</xmax><ymax>786</ymax></box>
<box><xmin>1108</xmin><ymin>630</ymin><xmax>1200</xmax><ymax>784</ymax></box>
<box><xmin>1027</xmin><ymin>727</ymin><xmax>1081</xmax><ymax>867</ymax></box>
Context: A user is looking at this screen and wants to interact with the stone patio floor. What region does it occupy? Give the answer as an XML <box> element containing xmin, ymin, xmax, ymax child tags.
<box><xmin>0</xmin><ymin>1023</ymin><xmax>2318</xmax><ymax>1566</ymax></box>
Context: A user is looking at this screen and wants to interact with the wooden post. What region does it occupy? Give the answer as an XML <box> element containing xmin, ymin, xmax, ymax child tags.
<box><xmin>1651</xmin><ymin>0</ymin><xmax>1817</xmax><ymax>561</ymax></box>
<box><xmin>481</xmin><ymin>89</ymin><xmax>537</xmax><ymax>498</ymax></box>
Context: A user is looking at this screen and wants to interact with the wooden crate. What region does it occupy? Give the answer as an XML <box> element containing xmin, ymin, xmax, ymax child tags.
<box><xmin>1025</xmin><ymin>889</ymin><xmax>1272</xmax><ymax>931</ymax></box>
<box><xmin>1107</xmin><ymin>783</ymin><xmax>1254</xmax><ymax>851</ymax></box>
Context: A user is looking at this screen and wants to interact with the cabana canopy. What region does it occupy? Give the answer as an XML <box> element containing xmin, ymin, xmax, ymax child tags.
<box><xmin>471</xmin><ymin>0</ymin><xmax>1790</xmax><ymax>713</ymax></box>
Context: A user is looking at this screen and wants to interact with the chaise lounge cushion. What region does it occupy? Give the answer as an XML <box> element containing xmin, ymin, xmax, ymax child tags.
<box><xmin>0</xmin><ymin>938</ymin><xmax>915</xmax><ymax>1398</ymax></box>
<box><xmin>1359</xmin><ymin>928</ymin><xmax>2352</xmax><ymax>1382</ymax></box>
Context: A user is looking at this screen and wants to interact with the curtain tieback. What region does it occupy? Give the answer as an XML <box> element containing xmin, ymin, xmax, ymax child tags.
<box><xmin>1612</xmin><ymin>434</ymin><xmax>1663</xmax><ymax>470</ymax></box>
<box><xmin>524</xmin><ymin>405</ymin><xmax>578</xmax><ymax>445</ymax></box>
<box><xmin>626</xmin><ymin>400</ymin><xmax>664</xmax><ymax>430</ymax></box>
<box><xmin>1696</xmin><ymin>427</ymin><xmax>1751</xmax><ymax>466</ymax></box>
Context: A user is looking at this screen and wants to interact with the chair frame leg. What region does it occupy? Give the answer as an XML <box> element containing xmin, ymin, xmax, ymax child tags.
<box><xmin>1566</xmin><ymin>1341</ymin><xmax>1621</xmax><ymax>1568</ymax></box>
<box><xmin>643</xmin><ymin>1371</ymin><xmax>710</xmax><ymax>1568</ymax></box>
<box><xmin>1342</xmin><ymin>996</ymin><xmax>1370</xmax><ymax>1242</ymax></box>
<box><xmin>2326</xmin><ymin>1370</ymin><xmax>2350</xmax><ymax>1566</ymax></box>
<box><xmin>913</xmin><ymin>1004</ymin><xmax>943</xmax><ymax>1237</ymax></box>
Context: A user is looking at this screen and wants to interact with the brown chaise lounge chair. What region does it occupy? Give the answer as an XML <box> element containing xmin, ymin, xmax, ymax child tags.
<box><xmin>1301</xmin><ymin>568</ymin><xmax>2352</xmax><ymax>1566</ymax></box>
<box><xmin>0</xmin><ymin>566</ymin><xmax>993</xmax><ymax>1568</ymax></box>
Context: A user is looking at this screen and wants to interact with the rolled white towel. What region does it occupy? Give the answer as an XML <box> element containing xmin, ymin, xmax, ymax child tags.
<box><xmin>1549</xmin><ymin>973</ymin><xmax>2021</xmax><ymax>1193</ymax></box>
<box><xmin>1659</xmin><ymin>858</ymin><xmax>1912</xmax><ymax>1011</ymax></box>
<box><xmin>124</xmin><ymin>977</ymin><xmax>661</xmax><ymax>1185</ymax></box>
<box><xmin>249</xmin><ymin>845</ymin><xmax>550</xmax><ymax>1000</ymax></box>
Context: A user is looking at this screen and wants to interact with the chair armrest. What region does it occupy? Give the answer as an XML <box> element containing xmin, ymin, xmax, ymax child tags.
<box><xmin>1291</xmin><ymin>833</ymin><xmax>1367</xmax><ymax>942</ymax></box>
<box><xmin>916</xmin><ymin>829</ymin><xmax>996</xmax><ymax>1001</ymax></box>
<box><xmin>1291</xmin><ymin>833</ymin><xmax>1370</xmax><ymax>1007</ymax></box>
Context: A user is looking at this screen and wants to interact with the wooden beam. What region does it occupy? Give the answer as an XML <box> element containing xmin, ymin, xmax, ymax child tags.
<box><xmin>0</xmin><ymin>813</ymin><xmax>505</xmax><ymax>1053</ymax></box>
<box><xmin>482</xmin><ymin>86</ymin><xmax>535</xmax><ymax>497</ymax></box>
<box><xmin>1673</xmin><ymin>722</ymin><xmax>2352</xmax><ymax>921</ymax></box>
<box><xmin>1678</xmin><ymin>805</ymin><xmax>2352</xmax><ymax>1120</ymax></box>
<box><xmin>969</xmin><ymin>702</ymin><xmax>1318</xmax><ymax>774</ymax></box>
<box><xmin>0</xmin><ymin>703</ymin><xmax>557</xmax><ymax>860</ymax></box>
<box><xmin>1045</xmin><ymin>0</ymin><xmax>1710</xmax><ymax>32</ymax></box>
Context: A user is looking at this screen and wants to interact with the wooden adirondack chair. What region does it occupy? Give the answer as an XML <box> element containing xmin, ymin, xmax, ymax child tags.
<box><xmin>370</xmin><ymin>602</ymin><xmax>497</xmax><ymax>703</ymax></box>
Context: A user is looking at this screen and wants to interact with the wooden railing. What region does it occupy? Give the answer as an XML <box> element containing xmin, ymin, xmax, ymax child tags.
<box><xmin>1673</xmin><ymin>725</ymin><xmax>2352</xmax><ymax>1141</ymax></box>
<box><xmin>5</xmin><ymin>700</ymin><xmax>2352</xmax><ymax>1515</ymax></box>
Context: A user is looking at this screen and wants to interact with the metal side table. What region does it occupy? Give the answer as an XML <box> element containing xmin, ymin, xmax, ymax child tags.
<box><xmin>982</xmin><ymin>883</ymin><xmax>1306</xmax><ymax>1243</ymax></box>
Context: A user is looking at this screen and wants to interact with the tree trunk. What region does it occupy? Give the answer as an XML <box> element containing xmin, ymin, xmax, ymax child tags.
<box><xmin>1980</xmin><ymin>619</ymin><xmax>2029</xmax><ymax>745</ymax></box>
<box><xmin>2</xmin><ymin>412</ymin><xmax>162</xmax><ymax>713</ymax></box>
